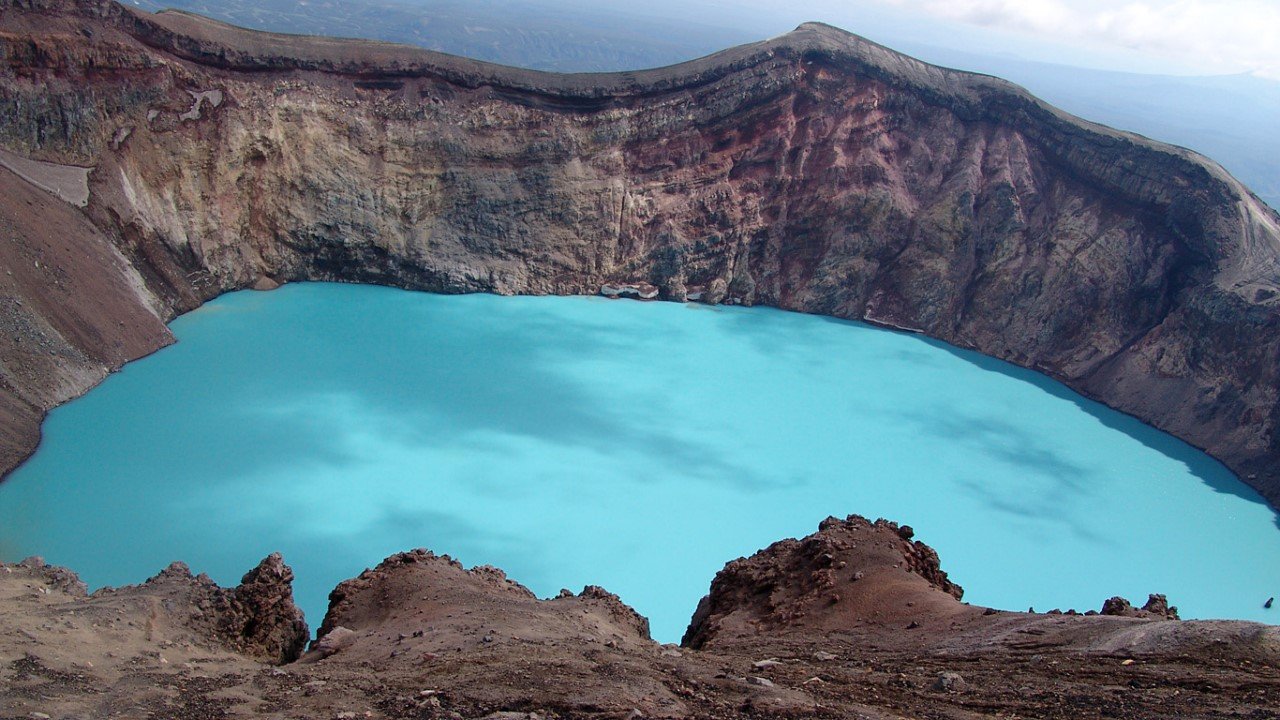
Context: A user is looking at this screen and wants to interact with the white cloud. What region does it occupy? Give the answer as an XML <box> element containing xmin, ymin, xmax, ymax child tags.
<box><xmin>877</xmin><ymin>0</ymin><xmax>1280</xmax><ymax>78</ymax></box>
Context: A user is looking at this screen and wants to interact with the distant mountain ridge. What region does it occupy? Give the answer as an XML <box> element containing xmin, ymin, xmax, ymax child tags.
<box><xmin>124</xmin><ymin>0</ymin><xmax>752</xmax><ymax>72</ymax></box>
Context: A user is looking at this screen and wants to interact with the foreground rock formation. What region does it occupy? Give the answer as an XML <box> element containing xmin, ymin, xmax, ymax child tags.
<box><xmin>3</xmin><ymin>516</ymin><xmax>1277</xmax><ymax>718</ymax></box>
<box><xmin>0</xmin><ymin>0</ymin><xmax>1279</xmax><ymax>508</ymax></box>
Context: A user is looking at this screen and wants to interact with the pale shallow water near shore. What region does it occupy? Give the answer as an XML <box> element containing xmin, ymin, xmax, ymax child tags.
<box><xmin>1</xmin><ymin>282</ymin><xmax>1277</xmax><ymax>642</ymax></box>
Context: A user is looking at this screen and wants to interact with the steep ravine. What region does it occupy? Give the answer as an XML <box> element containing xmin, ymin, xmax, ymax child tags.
<box><xmin>1</xmin><ymin>0</ymin><xmax>1279</xmax><ymax>511</ymax></box>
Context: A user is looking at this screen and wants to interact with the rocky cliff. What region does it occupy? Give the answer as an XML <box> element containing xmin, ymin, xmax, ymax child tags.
<box><xmin>1</xmin><ymin>0</ymin><xmax>1279</xmax><ymax>509</ymax></box>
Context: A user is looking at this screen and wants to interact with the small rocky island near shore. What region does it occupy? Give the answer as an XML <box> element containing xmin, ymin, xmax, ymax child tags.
<box><xmin>2</xmin><ymin>0</ymin><xmax>1280</xmax><ymax>716</ymax></box>
<box><xmin>4</xmin><ymin>516</ymin><xmax>1278</xmax><ymax>719</ymax></box>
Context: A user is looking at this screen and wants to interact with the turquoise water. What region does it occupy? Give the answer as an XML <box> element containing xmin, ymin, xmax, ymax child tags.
<box><xmin>1</xmin><ymin>283</ymin><xmax>1277</xmax><ymax>641</ymax></box>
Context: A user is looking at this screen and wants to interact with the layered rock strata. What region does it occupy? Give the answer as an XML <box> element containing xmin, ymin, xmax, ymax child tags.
<box><xmin>1</xmin><ymin>0</ymin><xmax>1279</xmax><ymax>510</ymax></box>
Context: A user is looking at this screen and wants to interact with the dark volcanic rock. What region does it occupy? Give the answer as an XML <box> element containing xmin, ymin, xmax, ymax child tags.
<box><xmin>1101</xmin><ymin>595</ymin><xmax>1136</xmax><ymax>616</ymax></box>
<box><xmin>215</xmin><ymin>552</ymin><xmax>310</xmax><ymax>663</ymax></box>
<box><xmin>1</xmin><ymin>0</ymin><xmax>1280</xmax><ymax>515</ymax></box>
<box><xmin>1101</xmin><ymin>593</ymin><xmax>1181</xmax><ymax>620</ymax></box>
<box><xmin>135</xmin><ymin>554</ymin><xmax>308</xmax><ymax>663</ymax></box>
<box><xmin>1141</xmin><ymin>593</ymin><xmax>1180</xmax><ymax>619</ymax></box>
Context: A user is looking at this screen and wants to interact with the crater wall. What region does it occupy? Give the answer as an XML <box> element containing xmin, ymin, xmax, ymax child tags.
<box><xmin>2</xmin><ymin>0</ymin><xmax>1278</xmax><ymax>508</ymax></box>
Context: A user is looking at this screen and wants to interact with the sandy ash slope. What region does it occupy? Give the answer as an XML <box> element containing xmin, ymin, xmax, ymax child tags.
<box><xmin>0</xmin><ymin>0</ymin><xmax>1278</xmax><ymax>509</ymax></box>
<box><xmin>2</xmin><ymin>516</ymin><xmax>1278</xmax><ymax>719</ymax></box>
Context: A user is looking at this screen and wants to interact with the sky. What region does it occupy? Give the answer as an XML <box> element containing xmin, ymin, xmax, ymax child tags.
<box><xmin>628</xmin><ymin>0</ymin><xmax>1280</xmax><ymax>78</ymax></box>
<box><xmin>880</xmin><ymin>0</ymin><xmax>1280</xmax><ymax>78</ymax></box>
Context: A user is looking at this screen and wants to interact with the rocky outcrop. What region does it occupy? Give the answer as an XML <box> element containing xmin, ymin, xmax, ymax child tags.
<box><xmin>683</xmin><ymin>516</ymin><xmax>1264</xmax><ymax>666</ymax></box>
<box><xmin>136</xmin><ymin>555</ymin><xmax>308</xmax><ymax>664</ymax></box>
<box><xmin>212</xmin><ymin>552</ymin><xmax>310</xmax><ymax>663</ymax></box>
<box><xmin>307</xmin><ymin>548</ymin><xmax>682</xmax><ymax>715</ymax></box>
<box><xmin>1101</xmin><ymin>593</ymin><xmax>1181</xmax><ymax>620</ymax></box>
<box><xmin>314</xmin><ymin>549</ymin><xmax>655</xmax><ymax>650</ymax></box>
<box><xmin>0</xmin><ymin>553</ymin><xmax>306</xmax><ymax>670</ymax></box>
<box><xmin>683</xmin><ymin>515</ymin><xmax>975</xmax><ymax>649</ymax></box>
<box><xmin>4</xmin><ymin>520</ymin><xmax>1278</xmax><ymax>718</ymax></box>
<box><xmin>12</xmin><ymin>555</ymin><xmax>88</xmax><ymax>596</ymax></box>
<box><xmin>1</xmin><ymin>0</ymin><xmax>1279</xmax><ymax>513</ymax></box>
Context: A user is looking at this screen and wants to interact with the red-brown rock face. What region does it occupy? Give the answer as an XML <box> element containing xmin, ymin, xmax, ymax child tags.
<box><xmin>1</xmin><ymin>0</ymin><xmax>1279</xmax><ymax>509</ymax></box>
<box><xmin>682</xmin><ymin>515</ymin><xmax>977</xmax><ymax>649</ymax></box>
